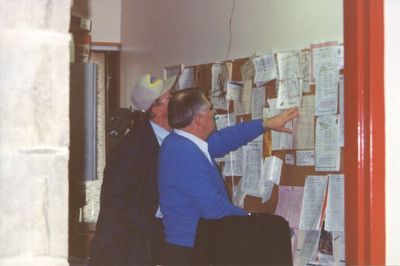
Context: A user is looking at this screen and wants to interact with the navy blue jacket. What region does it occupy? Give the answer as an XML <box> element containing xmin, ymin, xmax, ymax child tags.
<box><xmin>89</xmin><ymin>119</ymin><xmax>163</xmax><ymax>266</ymax></box>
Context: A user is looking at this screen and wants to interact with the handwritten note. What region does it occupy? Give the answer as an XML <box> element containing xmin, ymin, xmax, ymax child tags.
<box><xmin>315</xmin><ymin>62</ymin><xmax>339</xmax><ymax>115</ymax></box>
<box><xmin>315</xmin><ymin>114</ymin><xmax>340</xmax><ymax>172</ymax></box>
<box><xmin>211</xmin><ymin>62</ymin><xmax>232</xmax><ymax>110</ymax></box>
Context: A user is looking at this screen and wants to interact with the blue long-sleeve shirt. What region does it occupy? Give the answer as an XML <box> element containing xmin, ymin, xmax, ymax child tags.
<box><xmin>158</xmin><ymin>119</ymin><xmax>264</xmax><ymax>247</ymax></box>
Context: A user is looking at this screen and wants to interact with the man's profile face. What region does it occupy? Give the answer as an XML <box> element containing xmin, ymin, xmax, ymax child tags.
<box><xmin>153</xmin><ymin>88</ymin><xmax>176</xmax><ymax>118</ymax></box>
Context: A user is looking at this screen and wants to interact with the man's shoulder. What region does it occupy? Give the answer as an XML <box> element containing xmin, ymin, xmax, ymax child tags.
<box><xmin>163</xmin><ymin>132</ymin><xmax>192</xmax><ymax>147</ymax></box>
<box><xmin>161</xmin><ymin>133</ymin><xmax>206</xmax><ymax>160</ymax></box>
<box><xmin>123</xmin><ymin>120</ymin><xmax>156</xmax><ymax>142</ymax></box>
<box><xmin>110</xmin><ymin>120</ymin><xmax>157</xmax><ymax>155</ymax></box>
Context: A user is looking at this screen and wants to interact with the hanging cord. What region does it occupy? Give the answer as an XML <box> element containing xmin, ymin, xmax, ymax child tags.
<box><xmin>226</xmin><ymin>100</ymin><xmax>236</xmax><ymax>200</ymax></box>
<box><xmin>225</xmin><ymin>0</ymin><xmax>236</xmax><ymax>60</ymax></box>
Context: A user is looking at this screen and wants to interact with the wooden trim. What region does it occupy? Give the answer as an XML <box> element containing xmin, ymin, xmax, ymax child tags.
<box><xmin>343</xmin><ymin>0</ymin><xmax>385</xmax><ymax>264</ymax></box>
<box><xmin>91</xmin><ymin>42</ymin><xmax>121</xmax><ymax>52</ymax></box>
<box><xmin>91</xmin><ymin>42</ymin><xmax>121</xmax><ymax>47</ymax></box>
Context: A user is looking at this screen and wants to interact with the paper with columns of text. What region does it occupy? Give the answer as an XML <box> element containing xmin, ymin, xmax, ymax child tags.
<box><xmin>276</xmin><ymin>50</ymin><xmax>303</xmax><ymax>109</ymax></box>
<box><xmin>299</xmin><ymin>175</ymin><xmax>328</xmax><ymax>230</ymax></box>
<box><xmin>325</xmin><ymin>174</ymin><xmax>345</xmax><ymax>231</ymax></box>
<box><xmin>294</xmin><ymin>95</ymin><xmax>315</xmax><ymax>150</ymax></box>
<box><xmin>315</xmin><ymin>114</ymin><xmax>340</xmax><ymax>172</ymax></box>
<box><xmin>240</xmin><ymin>141</ymin><xmax>263</xmax><ymax>196</ymax></box>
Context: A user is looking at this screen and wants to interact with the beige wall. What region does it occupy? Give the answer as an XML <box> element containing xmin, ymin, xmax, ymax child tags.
<box><xmin>72</xmin><ymin>0</ymin><xmax>121</xmax><ymax>42</ymax></box>
<box><xmin>120</xmin><ymin>0</ymin><xmax>343</xmax><ymax>107</ymax></box>
<box><xmin>385</xmin><ymin>0</ymin><xmax>400</xmax><ymax>264</ymax></box>
<box><xmin>88</xmin><ymin>0</ymin><xmax>121</xmax><ymax>42</ymax></box>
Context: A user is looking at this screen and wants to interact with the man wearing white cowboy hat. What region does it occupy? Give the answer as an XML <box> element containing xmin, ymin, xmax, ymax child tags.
<box><xmin>89</xmin><ymin>73</ymin><xmax>178</xmax><ymax>266</ymax></box>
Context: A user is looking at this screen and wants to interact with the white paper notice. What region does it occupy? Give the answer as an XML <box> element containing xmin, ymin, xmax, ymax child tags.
<box><xmin>253</xmin><ymin>53</ymin><xmax>277</xmax><ymax>87</ymax></box>
<box><xmin>233</xmin><ymin>182</ymin><xmax>247</xmax><ymax>208</ymax></box>
<box><xmin>336</xmin><ymin>44</ymin><xmax>344</xmax><ymax>70</ymax></box>
<box><xmin>164</xmin><ymin>64</ymin><xmax>182</xmax><ymax>79</ymax></box>
<box><xmin>240</xmin><ymin>142</ymin><xmax>263</xmax><ymax>196</ymax></box>
<box><xmin>299</xmin><ymin>49</ymin><xmax>311</xmax><ymax>93</ymax></box>
<box><xmin>275</xmin><ymin>186</ymin><xmax>304</xmax><ymax>228</ymax></box>
<box><xmin>223</xmin><ymin>148</ymin><xmax>243</xmax><ymax>176</ymax></box>
<box><xmin>296</xmin><ymin>150</ymin><xmax>315</xmax><ymax>166</ymax></box>
<box><xmin>295</xmin><ymin>230</ymin><xmax>321</xmax><ymax>265</ymax></box>
<box><xmin>178</xmin><ymin>67</ymin><xmax>194</xmax><ymax>90</ymax></box>
<box><xmin>211</xmin><ymin>63</ymin><xmax>232</xmax><ymax>110</ymax></box>
<box><xmin>294</xmin><ymin>95</ymin><xmax>315</xmax><ymax>150</ymax></box>
<box><xmin>299</xmin><ymin>175</ymin><xmax>328</xmax><ymax>230</ymax></box>
<box><xmin>215</xmin><ymin>113</ymin><xmax>235</xmax><ymax>131</ymax></box>
<box><xmin>234</xmin><ymin>80</ymin><xmax>252</xmax><ymax>116</ymax></box>
<box><xmin>332</xmin><ymin>231</ymin><xmax>346</xmax><ymax>265</ymax></box>
<box><xmin>315</xmin><ymin>62</ymin><xmax>339</xmax><ymax>116</ymax></box>
<box><xmin>315</xmin><ymin>114</ymin><xmax>340</xmax><ymax>172</ymax></box>
<box><xmin>226</xmin><ymin>80</ymin><xmax>243</xmax><ymax>101</ymax></box>
<box><xmin>325</xmin><ymin>174</ymin><xmax>344</xmax><ymax>231</ymax></box>
<box><xmin>267</xmin><ymin>98</ymin><xmax>293</xmax><ymax>150</ymax></box>
<box><xmin>276</xmin><ymin>51</ymin><xmax>302</xmax><ymax>108</ymax></box>
<box><xmin>311</xmin><ymin>42</ymin><xmax>339</xmax><ymax>82</ymax></box>
<box><xmin>251</xmin><ymin>86</ymin><xmax>265</xmax><ymax>119</ymax></box>
<box><xmin>262</xmin><ymin>156</ymin><xmax>283</xmax><ymax>185</ymax></box>
<box><xmin>240</xmin><ymin>54</ymin><xmax>256</xmax><ymax>81</ymax></box>
<box><xmin>339</xmin><ymin>74</ymin><xmax>344</xmax><ymax>147</ymax></box>
<box><xmin>260</xmin><ymin>180</ymin><xmax>274</xmax><ymax>203</ymax></box>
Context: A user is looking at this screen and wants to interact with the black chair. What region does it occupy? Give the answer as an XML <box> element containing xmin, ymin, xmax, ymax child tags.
<box><xmin>193</xmin><ymin>213</ymin><xmax>292</xmax><ymax>266</ymax></box>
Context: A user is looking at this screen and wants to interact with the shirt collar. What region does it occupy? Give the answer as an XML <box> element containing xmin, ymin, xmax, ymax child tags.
<box><xmin>174</xmin><ymin>129</ymin><xmax>212</xmax><ymax>164</ymax></box>
<box><xmin>149</xmin><ymin>120</ymin><xmax>170</xmax><ymax>145</ymax></box>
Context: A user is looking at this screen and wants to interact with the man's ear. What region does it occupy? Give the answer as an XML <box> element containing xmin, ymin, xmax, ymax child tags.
<box><xmin>194</xmin><ymin>112</ymin><xmax>204</xmax><ymax>127</ymax></box>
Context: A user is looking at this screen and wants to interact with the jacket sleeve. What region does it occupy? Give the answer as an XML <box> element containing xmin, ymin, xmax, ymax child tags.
<box><xmin>207</xmin><ymin>119</ymin><xmax>264</xmax><ymax>158</ymax></box>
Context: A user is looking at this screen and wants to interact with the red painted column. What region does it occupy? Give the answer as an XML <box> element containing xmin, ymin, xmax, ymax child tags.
<box><xmin>343</xmin><ymin>0</ymin><xmax>385</xmax><ymax>264</ymax></box>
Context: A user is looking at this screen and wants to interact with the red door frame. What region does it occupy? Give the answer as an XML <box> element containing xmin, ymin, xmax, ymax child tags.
<box><xmin>343</xmin><ymin>0</ymin><xmax>385</xmax><ymax>264</ymax></box>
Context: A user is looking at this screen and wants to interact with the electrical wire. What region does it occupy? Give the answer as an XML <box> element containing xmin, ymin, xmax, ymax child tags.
<box><xmin>225</xmin><ymin>0</ymin><xmax>236</xmax><ymax>60</ymax></box>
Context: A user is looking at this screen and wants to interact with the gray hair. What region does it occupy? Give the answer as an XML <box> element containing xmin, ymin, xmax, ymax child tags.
<box><xmin>168</xmin><ymin>88</ymin><xmax>208</xmax><ymax>129</ymax></box>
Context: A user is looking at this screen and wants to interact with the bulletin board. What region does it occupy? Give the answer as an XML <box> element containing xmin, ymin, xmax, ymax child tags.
<box><xmin>189</xmin><ymin>54</ymin><xmax>344</xmax><ymax>214</ymax></box>
<box><xmin>176</xmin><ymin>44</ymin><xmax>346</xmax><ymax>264</ymax></box>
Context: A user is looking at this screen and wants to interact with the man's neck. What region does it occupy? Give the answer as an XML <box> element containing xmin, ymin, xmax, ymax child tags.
<box><xmin>150</xmin><ymin>116</ymin><xmax>171</xmax><ymax>131</ymax></box>
<box><xmin>179</xmin><ymin>124</ymin><xmax>207</xmax><ymax>140</ymax></box>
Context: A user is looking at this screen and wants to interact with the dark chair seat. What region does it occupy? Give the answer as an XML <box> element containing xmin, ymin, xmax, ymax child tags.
<box><xmin>194</xmin><ymin>213</ymin><xmax>292</xmax><ymax>266</ymax></box>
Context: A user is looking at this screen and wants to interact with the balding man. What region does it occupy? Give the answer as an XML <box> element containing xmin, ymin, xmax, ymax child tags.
<box><xmin>158</xmin><ymin>88</ymin><xmax>298</xmax><ymax>265</ymax></box>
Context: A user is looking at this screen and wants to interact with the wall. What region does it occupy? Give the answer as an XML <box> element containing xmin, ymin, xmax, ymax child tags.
<box><xmin>385</xmin><ymin>0</ymin><xmax>400</xmax><ymax>264</ymax></box>
<box><xmin>120</xmin><ymin>0</ymin><xmax>343</xmax><ymax>107</ymax></box>
<box><xmin>88</xmin><ymin>0</ymin><xmax>121</xmax><ymax>42</ymax></box>
<box><xmin>72</xmin><ymin>0</ymin><xmax>121</xmax><ymax>43</ymax></box>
